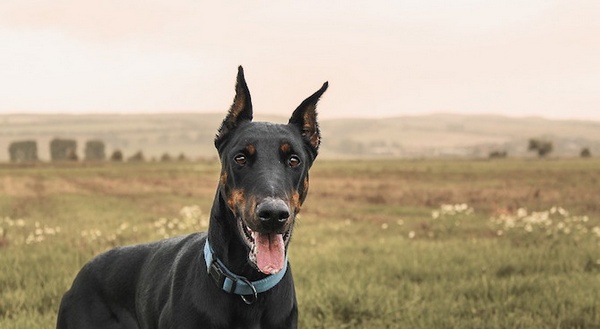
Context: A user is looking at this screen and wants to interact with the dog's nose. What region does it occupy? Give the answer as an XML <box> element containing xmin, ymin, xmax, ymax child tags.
<box><xmin>257</xmin><ymin>199</ymin><xmax>290</xmax><ymax>231</ymax></box>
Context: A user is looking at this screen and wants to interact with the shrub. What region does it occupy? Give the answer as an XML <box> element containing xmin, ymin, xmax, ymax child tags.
<box><xmin>528</xmin><ymin>139</ymin><xmax>553</xmax><ymax>157</ymax></box>
<box><xmin>128</xmin><ymin>151</ymin><xmax>145</xmax><ymax>162</ymax></box>
<box><xmin>110</xmin><ymin>150</ymin><xmax>123</xmax><ymax>162</ymax></box>
<box><xmin>489</xmin><ymin>150</ymin><xmax>507</xmax><ymax>159</ymax></box>
<box><xmin>50</xmin><ymin>138</ymin><xmax>78</xmax><ymax>162</ymax></box>
<box><xmin>160</xmin><ymin>153</ymin><xmax>172</xmax><ymax>162</ymax></box>
<box><xmin>84</xmin><ymin>140</ymin><xmax>106</xmax><ymax>161</ymax></box>
<box><xmin>580</xmin><ymin>148</ymin><xmax>591</xmax><ymax>158</ymax></box>
<box><xmin>8</xmin><ymin>140</ymin><xmax>38</xmax><ymax>163</ymax></box>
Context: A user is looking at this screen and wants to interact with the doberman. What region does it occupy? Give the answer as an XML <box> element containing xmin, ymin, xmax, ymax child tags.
<box><xmin>56</xmin><ymin>66</ymin><xmax>328</xmax><ymax>329</ymax></box>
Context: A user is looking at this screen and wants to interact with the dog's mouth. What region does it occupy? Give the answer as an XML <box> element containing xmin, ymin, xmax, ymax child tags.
<box><xmin>238</xmin><ymin>220</ymin><xmax>292</xmax><ymax>275</ymax></box>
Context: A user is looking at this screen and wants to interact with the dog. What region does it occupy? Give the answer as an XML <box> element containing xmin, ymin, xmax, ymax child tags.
<box><xmin>56</xmin><ymin>66</ymin><xmax>328</xmax><ymax>328</ymax></box>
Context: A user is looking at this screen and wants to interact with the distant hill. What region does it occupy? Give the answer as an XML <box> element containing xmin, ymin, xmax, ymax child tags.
<box><xmin>1</xmin><ymin>113</ymin><xmax>599</xmax><ymax>161</ymax></box>
<box><xmin>320</xmin><ymin>114</ymin><xmax>600</xmax><ymax>158</ymax></box>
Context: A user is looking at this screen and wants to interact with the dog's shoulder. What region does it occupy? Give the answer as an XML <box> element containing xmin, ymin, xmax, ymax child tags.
<box><xmin>80</xmin><ymin>233</ymin><xmax>206</xmax><ymax>281</ymax></box>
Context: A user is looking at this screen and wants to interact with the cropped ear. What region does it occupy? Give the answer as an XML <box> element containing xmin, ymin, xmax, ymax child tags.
<box><xmin>215</xmin><ymin>66</ymin><xmax>253</xmax><ymax>148</ymax></box>
<box><xmin>288</xmin><ymin>82</ymin><xmax>328</xmax><ymax>152</ymax></box>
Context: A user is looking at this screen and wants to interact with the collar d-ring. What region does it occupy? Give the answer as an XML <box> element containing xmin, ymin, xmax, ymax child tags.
<box><xmin>239</xmin><ymin>276</ymin><xmax>258</xmax><ymax>304</ymax></box>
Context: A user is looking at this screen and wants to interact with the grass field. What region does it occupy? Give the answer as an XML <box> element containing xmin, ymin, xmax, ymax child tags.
<box><xmin>1</xmin><ymin>159</ymin><xmax>599</xmax><ymax>328</ymax></box>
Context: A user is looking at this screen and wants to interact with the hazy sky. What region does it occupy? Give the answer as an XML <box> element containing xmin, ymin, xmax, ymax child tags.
<box><xmin>1</xmin><ymin>1</ymin><xmax>598</xmax><ymax>120</ymax></box>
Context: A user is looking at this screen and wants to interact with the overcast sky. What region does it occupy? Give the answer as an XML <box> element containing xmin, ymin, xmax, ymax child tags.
<box><xmin>0</xmin><ymin>0</ymin><xmax>598</xmax><ymax>120</ymax></box>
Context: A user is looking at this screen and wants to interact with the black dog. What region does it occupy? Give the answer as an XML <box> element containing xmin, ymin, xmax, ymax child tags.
<box><xmin>57</xmin><ymin>66</ymin><xmax>328</xmax><ymax>328</ymax></box>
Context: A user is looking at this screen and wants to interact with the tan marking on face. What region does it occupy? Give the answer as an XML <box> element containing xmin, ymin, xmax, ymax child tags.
<box><xmin>245</xmin><ymin>195</ymin><xmax>258</xmax><ymax>222</ymax></box>
<box><xmin>245</xmin><ymin>144</ymin><xmax>256</xmax><ymax>156</ymax></box>
<box><xmin>280</xmin><ymin>143</ymin><xmax>291</xmax><ymax>154</ymax></box>
<box><xmin>303</xmin><ymin>176</ymin><xmax>309</xmax><ymax>195</ymax></box>
<box><xmin>290</xmin><ymin>191</ymin><xmax>302</xmax><ymax>214</ymax></box>
<box><xmin>220</xmin><ymin>172</ymin><xmax>228</xmax><ymax>186</ymax></box>
<box><xmin>227</xmin><ymin>189</ymin><xmax>245</xmax><ymax>213</ymax></box>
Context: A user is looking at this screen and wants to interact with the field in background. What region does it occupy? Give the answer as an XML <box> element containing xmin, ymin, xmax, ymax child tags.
<box><xmin>1</xmin><ymin>159</ymin><xmax>600</xmax><ymax>328</ymax></box>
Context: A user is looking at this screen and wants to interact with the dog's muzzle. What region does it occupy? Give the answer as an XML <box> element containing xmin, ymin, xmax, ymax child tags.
<box><xmin>256</xmin><ymin>198</ymin><xmax>290</xmax><ymax>232</ymax></box>
<box><xmin>237</xmin><ymin>197</ymin><xmax>294</xmax><ymax>275</ymax></box>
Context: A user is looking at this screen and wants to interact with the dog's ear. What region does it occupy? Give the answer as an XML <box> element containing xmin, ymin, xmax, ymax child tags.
<box><xmin>215</xmin><ymin>66</ymin><xmax>253</xmax><ymax>148</ymax></box>
<box><xmin>288</xmin><ymin>82</ymin><xmax>328</xmax><ymax>153</ymax></box>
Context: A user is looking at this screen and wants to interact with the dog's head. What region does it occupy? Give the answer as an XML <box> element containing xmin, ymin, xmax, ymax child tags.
<box><xmin>214</xmin><ymin>66</ymin><xmax>327</xmax><ymax>275</ymax></box>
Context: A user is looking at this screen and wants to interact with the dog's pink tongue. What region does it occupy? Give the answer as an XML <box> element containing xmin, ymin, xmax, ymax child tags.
<box><xmin>254</xmin><ymin>232</ymin><xmax>285</xmax><ymax>274</ymax></box>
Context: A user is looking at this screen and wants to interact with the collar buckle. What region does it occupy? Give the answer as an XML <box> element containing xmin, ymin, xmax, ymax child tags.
<box><xmin>208</xmin><ymin>260</ymin><xmax>227</xmax><ymax>290</ymax></box>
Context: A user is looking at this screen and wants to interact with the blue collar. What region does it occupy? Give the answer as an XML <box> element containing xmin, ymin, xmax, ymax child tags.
<box><xmin>203</xmin><ymin>239</ymin><xmax>288</xmax><ymax>304</ymax></box>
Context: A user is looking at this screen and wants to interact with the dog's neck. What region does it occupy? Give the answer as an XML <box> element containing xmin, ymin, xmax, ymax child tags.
<box><xmin>207</xmin><ymin>191</ymin><xmax>268</xmax><ymax>281</ymax></box>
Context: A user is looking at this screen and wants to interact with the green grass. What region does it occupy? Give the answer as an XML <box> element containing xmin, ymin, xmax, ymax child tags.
<box><xmin>1</xmin><ymin>159</ymin><xmax>600</xmax><ymax>328</ymax></box>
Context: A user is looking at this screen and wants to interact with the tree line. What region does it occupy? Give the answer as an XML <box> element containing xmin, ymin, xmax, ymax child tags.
<box><xmin>9</xmin><ymin>139</ymin><xmax>107</xmax><ymax>163</ymax></box>
<box><xmin>490</xmin><ymin>138</ymin><xmax>592</xmax><ymax>159</ymax></box>
<box><xmin>8</xmin><ymin>138</ymin><xmax>592</xmax><ymax>162</ymax></box>
<box><xmin>7</xmin><ymin>139</ymin><xmax>188</xmax><ymax>163</ymax></box>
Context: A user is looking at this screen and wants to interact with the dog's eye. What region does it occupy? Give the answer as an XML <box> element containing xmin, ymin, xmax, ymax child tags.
<box><xmin>234</xmin><ymin>154</ymin><xmax>247</xmax><ymax>166</ymax></box>
<box><xmin>288</xmin><ymin>155</ymin><xmax>301</xmax><ymax>168</ymax></box>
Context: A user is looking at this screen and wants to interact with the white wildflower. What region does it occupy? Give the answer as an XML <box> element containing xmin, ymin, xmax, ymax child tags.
<box><xmin>441</xmin><ymin>204</ymin><xmax>454</xmax><ymax>214</ymax></box>
<box><xmin>180</xmin><ymin>205</ymin><xmax>203</xmax><ymax>221</ymax></box>
<box><xmin>505</xmin><ymin>218</ymin><xmax>516</xmax><ymax>229</ymax></box>
<box><xmin>558</xmin><ymin>207</ymin><xmax>569</xmax><ymax>216</ymax></box>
